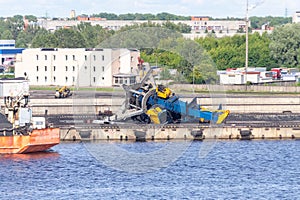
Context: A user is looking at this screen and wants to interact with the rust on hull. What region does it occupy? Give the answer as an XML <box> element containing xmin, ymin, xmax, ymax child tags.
<box><xmin>0</xmin><ymin>128</ymin><xmax>60</xmax><ymax>154</ymax></box>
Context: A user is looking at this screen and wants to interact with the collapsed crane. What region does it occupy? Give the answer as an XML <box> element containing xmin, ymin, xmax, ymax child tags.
<box><xmin>117</xmin><ymin>69</ymin><xmax>229</xmax><ymax>124</ymax></box>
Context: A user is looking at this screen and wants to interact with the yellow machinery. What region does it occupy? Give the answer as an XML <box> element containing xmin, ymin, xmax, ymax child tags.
<box><xmin>55</xmin><ymin>86</ymin><xmax>72</xmax><ymax>98</ymax></box>
<box><xmin>146</xmin><ymin>106</ymin><xmax>167</xmax><ymax>124</ymax></box>
<box><xmin>156</xmin><ymin>85</ymin><xmax>172</xmax><ymax>99</ymax></box>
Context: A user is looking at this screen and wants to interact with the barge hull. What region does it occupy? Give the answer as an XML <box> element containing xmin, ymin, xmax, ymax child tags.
<box><xmin>0</xmin><ymin>128</ymin><xmax>60</xmax><ymax>154</ymax></box>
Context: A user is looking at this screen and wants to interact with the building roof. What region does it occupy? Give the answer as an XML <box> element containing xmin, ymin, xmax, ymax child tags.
<box><xmin>113</xmin><ymin>73</ymin><xmax>136</xmax><ymax>77</ymax></box>
<box><xmin>0</xmin><ymin>48</ymin><xmax>24</xmax><ymax>55</ymax></box>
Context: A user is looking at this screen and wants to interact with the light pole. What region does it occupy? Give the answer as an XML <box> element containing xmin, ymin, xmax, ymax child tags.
<box><xmin>245</xmin><ymin>0</ymin><xmax>265</xmax><ymax>87</ymax></box>
<box><xmin>245</xmin><ymin>0</ymin><xmax>249</xmax><ymax>86</ymax></box>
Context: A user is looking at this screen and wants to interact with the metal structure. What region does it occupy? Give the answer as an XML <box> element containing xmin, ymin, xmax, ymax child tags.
<box><xmin>3</xmin><ymin>89</ymin><xmax>31</xmax><ymax>130</ymax></box>
<box><xmin>117</xmin><ymin>69</ymin><xmax>229</xmax><ymax>124</ymax></box>
<box><xmin>0</xmin><ymin>86</ymin><xmax>60</xmax><ymax>154</ymax></box>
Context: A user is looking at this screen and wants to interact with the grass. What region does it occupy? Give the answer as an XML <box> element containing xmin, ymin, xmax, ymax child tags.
<box><xmin>30</xmin><ymin>86</ymin><xmax>122</xmax><ymax>92</ymax></box>
<box><xmin>29</xmin><ymin>84</ymin><xmax>300</xmax><ymax>95</ymax></box>
<box><xmin>0</xmin><ymin>74</ymin><xmax>15</xmax><ymax>79</ymax></box>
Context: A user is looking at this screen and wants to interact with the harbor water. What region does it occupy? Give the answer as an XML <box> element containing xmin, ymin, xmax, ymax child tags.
<box><xmin>0</xmin><ymin>140</ymin><xmax>299</xmax><ymax>199</ymax></box>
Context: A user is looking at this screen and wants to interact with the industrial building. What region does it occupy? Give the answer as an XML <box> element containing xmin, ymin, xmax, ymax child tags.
<box><xmin>0</xmin><ymin>40</ymin><xmax>24</xmax><ymax>67</ymax></box>
<box><xmin>36</xmin><ymin>17</ymin><xmax>247</xmax><ymax>38</ymax></box>
<box><xmin>293</xmin><ymin>11</ymin><xmax>300</xmax><ymax>23</ymax></box>
<box><xmin>14</xmin><ymin>48</ymin><xmax>140</xmax><ymax>87</ymax></box>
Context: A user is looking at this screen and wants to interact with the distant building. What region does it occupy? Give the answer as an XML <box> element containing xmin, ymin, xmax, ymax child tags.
<box><xmin>77</xmin><ymin>16</ymin><xmax>106</xmax><ymax>21</ymax></box>
<box><xmin>37</xmin><ymin>18</ymin><xmax>247</xmax><ymax>37</ymax></box>
<box><xmin>293</xmin><ymin>11</ymin><xmax>300</xmax><ymax>23</ymax></box>
<box><xmin>15</xmin><ymin>48</ymin><xmax>140</xmax><ymax>87</ymax></box>
<box><xmin>70</xmin><ymin>10</ymin><xmax>76</xmax><ymax>19</ymax></box>
<box><xmin>191</xmin><ymin>16</ymin><xmax>210</xmax><ymax>21</ymax></box>
<box><xmin>252</xmin><ymin>23</ymin><xmax>274</xmax><ymax>35</ymax></box>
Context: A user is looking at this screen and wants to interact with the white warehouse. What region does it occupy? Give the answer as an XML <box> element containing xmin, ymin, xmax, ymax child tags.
<box><xmin>15</xmin><ymin>48</ymin><xmax>140</xmax><ymax>87</ymax></box>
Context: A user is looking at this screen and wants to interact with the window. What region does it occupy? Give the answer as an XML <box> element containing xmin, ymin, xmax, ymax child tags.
<box><xmin>102</xmin><ymin>66</ymin><xmax>104</xmax><ymax>72</ymax></box>
<box><xmin>72</xmin><ymin>76</ymin><xmax>75</xmax><ymax>82</ymax></box>
<box><xmin>93</xmin><ymin>77</ymin><xmax>96</xmax><ymax>83</ymax></box>
<box><xmin>45</xmin><ymin>76</ymin><xmax>47</xmax><ymax>82</ymax></box>
<box><xmin>84</xmin><ymin>66</ymin><xmax>87</xmax><ymax>70</ymax></box>
<box><xmin>93</xmin><ymin>66</ymin><xmax>96</xmax><ymax>72</ymax></box>
<box><xmin>131</xmin><ymin>56</ymin><xmax>133</xmax><ymax>62</ymax></box>
<box><xmin>53</xmin><ymin>66</ymin><xmax>56</xmax><ymax>71</ymax></box>
<box><xmin>36</xmin><ymin>66</ymin><xmax>39</xmax><ymax>72</ymax></box>
<box><xmin>93</xmin><ymin>55</ymin><xmax>96</xmax><ymax>61</ymax></box>
<box><xmin>102</xmin><ymin>77</ymin><xmax>104</xmax><ymax>80</ymax></box>
<box><xmin>85</xmin><ymin>55</ymin><xmax>87</xmax><ymax>61</ymax></box>
<box><xmin>45</xmin><ymin>55</ymin><xmax>47</xmax><ymax>60</ymax></box>
<box><xmin>36</xmin><ymin>55</ymin><xmax>39</xmax><ymax>60</ymax></box>
<box><xmin>130</xmin><ymin>77</ymin><xmax>136</xmax><ymax>84</ymax></box>
<box><xmin>73</xmin><ymin>66</ymin><xmax>75</xmax><ymax>71</ymax></box>
<box><xmin>102</xmin><ymin>55</ymin><xmax>104</xmax><ymax>61</ymax></box>
<box><xmin>65</xmin><ymin>77</ymin><xmax>68</xmax><ymax>83</ymax></box>
<box><xmin>53</xmin><ymin>76</ymin><xmax>56</xmax><ymax>82</ymax></box>
<box><xmin>65</xmin><ymin>66</ymin><xmax>68</xmax><ymax>71</ymax></box>
<box><xmin>36</xmin><ymin>76</ymin><xmax>39</xmax><ymax>82</ymax></box>
<box><xmin>73</xmin><ymin>55</ymin><xmax>75</xmax><ymax>60</ymax></box>
<box><xmin>45</xmin><ymin>66</ymin><xmax>47</xmax><ymax>71</ymax></box>
<box><xmin>53</xmin><ymin>55</ymin><xmax>56</xmax><ymax>60</ymax></box>
<box><xmin>115</xmin><ymin>78</ymin><xmax>118</xmax><ymax>84</ymax></box>
<box><xmin>65</xmin><ymin>55</ymin><xmax>68</xmax><ymax>61</ymax></box>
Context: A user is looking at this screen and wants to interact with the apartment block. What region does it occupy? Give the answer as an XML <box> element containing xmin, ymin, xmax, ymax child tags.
<box><xmin>15</xmin><ymin>48</ymin><xmax>140</xmax><ymax>87</ymax></box>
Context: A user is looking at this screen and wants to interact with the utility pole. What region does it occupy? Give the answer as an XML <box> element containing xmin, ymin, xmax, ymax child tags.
<box><xmin>245</xmin><ymin>0</ymin><xmax>249</xmax><ymax>86</ymax></box>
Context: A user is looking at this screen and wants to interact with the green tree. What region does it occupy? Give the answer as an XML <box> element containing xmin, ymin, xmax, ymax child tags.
<box><xmin>92</xmin><ymin>12</ymin><xmax>118</xmax><ymax>20</ymax></box>
<box><xmin>196</xmin><ymin>33</ymin><xmax>276</xmax><ymax>70</ymax></box>
<box><xmin>25</xmin><ymin>15</ymin><xmax>37</xmax><ymax>22</ymax></box>
<box><xmin>54</xmin><ymin>28</ymin><xmax>87</xmax><ymax>48</ymax></box>
<box><xmin>16</xmin><ymin>31</ymin><xmax>28</xmax><ymax>47</ymax></box>
<box><xmin>1</xmin><ymin>30</ymin><xmax>14</xmax><ymax>39</ymax></box>
<box><xmin>76</xmin><ymin>22</ymin><xmax>114</xmax><ymax>47</ymax></box>
<box><xmin>5</xmin><ymin>15</ymin><xmax>24</xmax><ymax>39</ymax></box>
<box><xmin>250</xmin><ymin>16</ymin><xmax>292</xmax><ymax>29</ymax></box>
<box><xmin>16</xmin><ymin>25</ymin><xmax>42</xmax><ymax>47</ymax></box>
<box><xmin>270</xmin><ymin>23</ymin><xmax>300</xmax><ymax>67</ymax></box>
<box><xmin>31</xmin><ymin>29</ymin><xmax>59</xmax><ymax>47</ymax></box>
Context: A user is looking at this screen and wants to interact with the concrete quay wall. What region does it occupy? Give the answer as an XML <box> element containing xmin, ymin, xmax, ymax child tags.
<box><xmin>171</xmin><ymin>84</ymin><xmax>300</xmax><ymax>93</ymax></box>
<box><xmin>60</xmin><ymin>125</ymin><xmax>300</xmax><ymax>141</ymax></box>
<box><xmin>26</xmin><ymin>96</ymin><xmax>300</xmax><ymax>115</ymax></box>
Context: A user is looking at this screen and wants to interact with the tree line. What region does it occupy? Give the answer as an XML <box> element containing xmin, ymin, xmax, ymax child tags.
<box><xmin>140</xmin><ymin>24</ymin><xmax>300</xmax><ymax>83</ymax></box>
<box><xmin>89</xmin><ymin>12</ymin><xmax>190</xmax><ymax>20</ymax></box>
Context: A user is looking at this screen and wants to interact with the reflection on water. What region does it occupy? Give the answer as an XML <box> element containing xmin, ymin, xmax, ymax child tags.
<box><xmin>0</xmin><ymin>151</ymin><xmax>59</xmax><ymax>161</ymax></box>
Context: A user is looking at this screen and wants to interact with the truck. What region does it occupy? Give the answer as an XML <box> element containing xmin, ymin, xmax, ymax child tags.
<box><xmin>271</xmin><ymin>68</ymin><xmax>282</xmax><ymax>80</ymax></box>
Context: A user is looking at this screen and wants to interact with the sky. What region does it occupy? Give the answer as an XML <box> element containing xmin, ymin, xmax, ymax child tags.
<box><xmin>0</xmin><ymin>0</ymin><xmax>299</xmax><ymax>18</ymax></box>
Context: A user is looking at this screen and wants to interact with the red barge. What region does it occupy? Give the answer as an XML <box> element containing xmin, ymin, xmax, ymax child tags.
<box><xmin>0</xmin><ymin>79</ymin><xmax>60</xmax><ymax>154</ymax></box>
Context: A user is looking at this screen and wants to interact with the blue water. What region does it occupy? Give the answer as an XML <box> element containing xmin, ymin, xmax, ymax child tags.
<box><xmin>0</xmin><ymin>140</ymin><xmax>299</xmax><ymax>199</ymax></box>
